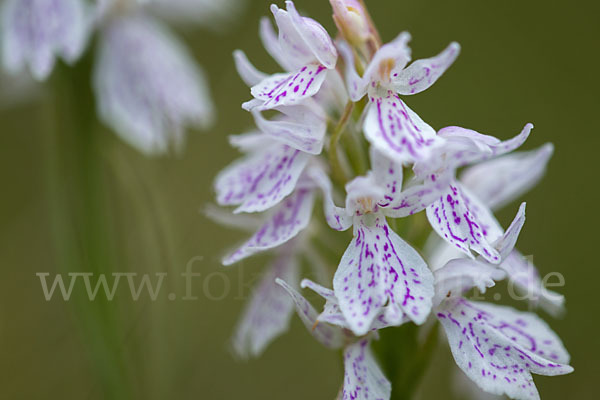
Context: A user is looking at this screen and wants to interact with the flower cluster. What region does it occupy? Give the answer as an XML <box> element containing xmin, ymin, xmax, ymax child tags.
<box><xmin>212</xmin><ymin>1</ymin><xmax>572</xmax><ymax>399</ymax></box>
<box><xmin>0</xmin><ymin>0</ymin><xmax>239</xmax><ymax>154</ymax></box>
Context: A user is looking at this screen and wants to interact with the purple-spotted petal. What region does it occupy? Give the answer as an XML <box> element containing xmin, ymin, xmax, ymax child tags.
<box><xmin>214</xmin><ymin>142</ymin><xmax>310</xmax><ymax>213</ymax></box>
<box><xmin>223</xmin><ymin>187</ymin><xmax>315</xmax><ymax>265</ymax></box>
<box><xmin>1</xmin><ymin>0</ymin><xmax>88</xmax><ymax>80</ymax></box>
<box><xmin>231</xmin><ymin>248</ymin><xmax>299</xmax><ymax>358</ymax></box>
<box><xmin>342</xmin><ymin>339</ymin><xmax>391</xmax><ymax>400</ymax></box>
<box><xmin>426</xmin><ymin>181</ymin><xmax>503</xmax><ymax>263</ymax></box>
<box><xmin>245</xmin><ymin>64</ymin><xmax>328</xmax><ymax>111</ymax></box>
<box><xmin>233</xmin><ymin>49</ymin><xmax>267</xmax><ymax>87</ymax></box>
<box><xmin>500</xmin><ymin>251</ymin><xmax>565</xmax><ymax>317</ymax></box>
<box><xmin>370</xmin><ymin>147</ymin><xmax>403</xmax><ymax>208</ymax></box>
<box><xmin>276</xmin><ymin>278</ymin><xmax>345</xmax><ymax>349</ymax></box>
<box><xmin>301</xmin><ymin>279</ymin><xmax>405</xmax><ymax>331</ymax></box>
<box><xmin>384</xmin><ymin>172</ymin><xmax>454</xmax><ymax>218</ymax></box>
<box><xmin>437</xmin><ymin>298</ymin><xmax>573</xmax><ymax>400</ymax></box>
<box><xmin>392</xmin><ymin>42</ymin><xmax>460</xmax><ymax>95</ymax></box>
<box><xmin>436</xmin><ymin>123</ymin><xmax>533</xmax><ymax>172</ymax></box>
<box><xmin>364</xmin><ymin>93</ymin><xmax>440</xmax><ymax>164</ymax></box>
<box><xmin>252</xmin><ymin>106</ymin><xmax>326</xmax><ymax>154</ymax></box>
<box><xmin>333</xmin><ymin>216</ymin><xmax>434</xmax><ymax>335</ymax></box>
<box><xmin>461</xmin><ymin>144</ymin><xmax>554</xmax><ymax>211</ymax></box>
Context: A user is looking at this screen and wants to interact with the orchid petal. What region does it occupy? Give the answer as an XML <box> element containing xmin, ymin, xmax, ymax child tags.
<box><xmin>214</xmin><ymin>143</ymin><xmax>310</xmax><ymax>213</ymax></box>
<box><xmin>94</xmin><ymin>15</ymin><xmax>213</xmax><ymax>155</ymax></box>
<box><xmin>392</xmin><ymin>42</ymin><xmax>460</xmax><ymax>95</ymax></box>
<box><xmin>384</xmin><ymin>172</ymin><xmax>454</xmax><ymax>218</ymax></box>
<box><xmin>307</xmin><ymin>166</ymin><xmax>353</xmax><ymax>231</ymax></box>
<box><xmin>364</xmin><ymin>94</ymin><xmax>440</xmax><ymax>164</ymax></box>
<box><xmin>437</xmin><ymin>299</ymin><xmax>573</xmax><ymax>400</ymax></box>
<box><xmin>434</xmin><ymin>258</ymin><xmax>506</xmax><ymax>307</ymax></box>
<box><xmin>245</xmin><ymin>64</ymin><xmax>328</xmax><ymax>111</ymax></box>
<box><xmin>232</xmin><ymin>249</ymin><xmax>299</xmax><ymax>358</ymax></box>
<box><xmin>337</xmin><ymin>40</ymin><xmax>368</xmax><ymax>101</ymax></box>
<box><xmin>426</xmin><ymin>182</ymin><xmax>503</xmax><ymax>263</ymax></box>
<box><xmin>259</xmin><ymin>16</ymin><xmax>291</xmax><ymax>70</ymax></box>
<box><xmin>203</xmin><ymin>203</ymin><xmax>263</xmax><ymax>232</ymax></box>
<box><xmin>362</xmin><ymin>32</ymin><xmax>412</xmax><ymax>88</ymax></box>
<box><xmin>223</xmin><ymin>187</ymin><xmax>315</xmax><ymax>265</ymax></box>
<box><xmin>370</xmin><ymin>147</ymin><xmax>403</xmax><ymax>208</ymax></box>
<box><xmin>275</xmin><ymin>278</ymin><xmax>345</xmax><ymax>349</ymax></box>
<box><xmin>461</xmin><ymin>144</ymin><xmax>554</xmax><ymax>211</ymax></box>
<box><xmin>1</xmin><ymin>0</ymin><xmax>88</xmax><ymax>80</ymax></box>
<box><xmin>252</xmin><ymin>106</ymin><xmax>326</xmax><ymax>154</ymax></box>
<box><xmin>233</xmin><ymin>49</ymin><xmax>267</xmax><ymax>87</ymax></box>
<box><xmin>333</xmin><ymin>216</ymin><xmax>434</xmax><ymax>335</ymax></box>
<box><xmin>437</xmin><ymin>123</ymin><xmax>533</xmax><ymax>171</ymax></box>
<box><xmin>492</xmin><ymin>203</ymin><xmax>526</xmax><ymax>260</ymax></box>
<box><xmin>283</xmin><ymin>1</ymin><xmax>337</xmax><ymax>69</ymax></box>
<box><xmin>342</xmin><ymin>339</ymin><xmax>391</xmax><ymax>400</ymax></box>
<box><xmin>227</xmin><ymin>131</ymin><xmax>272</xmax><ymax>152</ymax></box>
<box><xmin>500</xmin><ymin>251</ymin><xmax>565</xmax><ymax>317</ymax></box>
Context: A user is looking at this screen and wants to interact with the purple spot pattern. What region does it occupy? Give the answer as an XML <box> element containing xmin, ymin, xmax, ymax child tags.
<box><xmin>232</xmin><ymin>248</ymin><xmax>299</xmax><ymax>358</ymax></box>
<box><xmin>250</xmin><ymin>63</ymin><xmax>327</xmax><ymax>110</ymax></box>
<box><xmin>393</xmin><ymin>42</ymin><xmax>460</xmax><ymax>96</ymax></box>
<box><xmin>223</xmin><ymin>188</ymin><xmax>315</xmax><ymax>265</ymax></box>
<box><xmin>437</xmin><ymin>298</ymin><xmax>572</xmax><ymax>400</ymax></box>
<box><xmin>333</xmin><ymin>216</ymin><xmax>434</xmax><ymax>335</ymax></box>
<box><xmin>215</xmin><ymin>143</ymin><xmax>310</xmax><ymax>213</ymax></box>
<box><xmin>364</xmin><ymin>93</ymin><xmax>438</xmax><ymax>164</ymax></box>
<box><xmin>426</xmin><ymin>182</ymin><xmax>503</xmax><ymax>263</ymax></box>
<box><xmin>342</xmin><ymin>339</ymin><xmax>391</xmax><ymax>400</ymax></box>
<box><xmin>300</xmin><ymin>279</ymin><xmax>407</xmax><ymax>332</ymax></box>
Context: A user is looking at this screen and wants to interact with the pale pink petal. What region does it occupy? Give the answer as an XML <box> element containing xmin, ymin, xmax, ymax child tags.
<box><xmin>275</xmin><ymin>278</ymin><xmax>345</xmax><ymax>349</ymax></box>
<box><xmin>283</xmin><ymin>1</ymin><xmax>337</xmax><ymax>68</ymax></box>
<box><xmin>342</xmin><ymin>339</ymin><xmax>391</xmax><ymax>400</ymax></box>
<box><xmin>392</xmin><ymin>42</ymin><xmax>460</xmax><ymax>95</ymax></box>
<box><xmin>223</xmin><ymin>188</ymin><xmax>315</xmax><ymax>265</ymax></box>
<box><xmin>500</xmin><ymin>251</ymin><xmax>565</xmax><ymax>317</ymax></box>
<box><xmin>333</xmin><ymin>216</ymin><xmax>434</xmax><ymax>335</ymax></box>
<box><xmin>426</xmin><ymin>182</ymin><xmax>503</xmax><ymax>263</ymax></box>
<box><xmin>307</xmin><ymin>166</ymin><xmax>353</xmax><ymax>231</ymax></box>
<box><xmin>437</xmin><ymin>299</ymin><xmax>573</xmax><ymax>400</ymax></box>
<box><xmin>258</xmin><ymin>16</ymin><xmax>290</xmax><ymax>70</ymax></box>
<box><xmin>214</xmin><ymin>143</ymin><xmax>310</xmax><ymax>213</ymax></box>
<box><xmin>252</xmin><ymin>106</ymin><xmax>326</xmax><ymax>154</ymax></box>
<box><xmin>364</xmin><ymin>93</ymin><xmax>441</xmax><ymax>164</ymax></box>
<box><xmin>337</xmin><ymin>40</ymin><xmax>368</xmax><ymax>101</ymax></box>
<box><xmin>492</xmin><ymin>203</ymin><xmax>526</xmax><ymax>260</ymax></box>
<box><xmin>233</xmin><ymin>49</ymin><xmax>267</xmax><ymax>87</ymax></box>
<box><xmin>231</xmin><ymin>248</ymin><xmax>299</xmax><ymax>358</ymax></box>
<box><xmin>245</xmin><ymin>64</ymin><xmax>328</xmax><ymax>111</ymax></box>
<box><xmin>461</xmin><ymin>144</ymin><xmax>554</xmax><ymax>211</ymax></box>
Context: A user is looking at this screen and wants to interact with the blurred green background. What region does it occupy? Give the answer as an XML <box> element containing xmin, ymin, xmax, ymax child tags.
<box><xmin>1</xmin><ymin>0</ymin><xmax>598</xmax><ymax>398</ymax></box>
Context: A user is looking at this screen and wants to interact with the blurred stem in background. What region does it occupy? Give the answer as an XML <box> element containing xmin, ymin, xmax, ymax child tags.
<box><xmin>41</xmin><ymin>48</ymin><xmax>132</xmax><ymax>399</ymax></box>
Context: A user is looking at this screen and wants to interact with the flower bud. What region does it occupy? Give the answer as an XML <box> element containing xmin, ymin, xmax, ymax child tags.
<box><xmin>330</xmin><ymin>0</ymin><xmax>380</xmax><ymax>57</ymax></box>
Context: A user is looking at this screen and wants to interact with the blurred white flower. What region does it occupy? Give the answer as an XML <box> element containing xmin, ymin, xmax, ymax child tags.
<box><xmin>93</xmin><ymin>13</ymin><xmax>214</xmax><ymax>155</ymax></box>
<box><xmin>1</xmin><ymin>0</ymin><xmax>89</xmax><ymax>80</ymax></box>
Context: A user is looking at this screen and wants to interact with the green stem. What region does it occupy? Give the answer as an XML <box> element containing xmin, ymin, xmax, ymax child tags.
<box><xmin>328</xmin><ymin>101</ymin><xmax>355</xmax><ymax>186</ymax></box>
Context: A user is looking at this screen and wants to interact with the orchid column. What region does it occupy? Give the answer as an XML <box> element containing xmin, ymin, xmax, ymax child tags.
<box><xmin>211</xmin><ymin>1</ymin><xmax>572</xmax><ymax>399</ymax></box>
